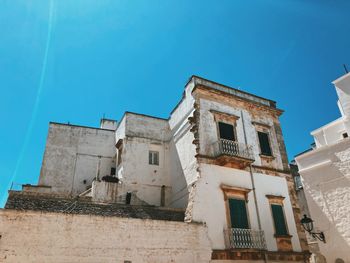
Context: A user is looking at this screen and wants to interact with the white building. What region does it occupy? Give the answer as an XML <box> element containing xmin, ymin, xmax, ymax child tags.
<box><xmin>295</xmin><ymin>72</ymin><xmax>350</xmax><ymax>263</ymax></box>
<box><xmin>1</xmin><ymin>76</ymin><xmax>309</xmax><ymax>262</ymax></box>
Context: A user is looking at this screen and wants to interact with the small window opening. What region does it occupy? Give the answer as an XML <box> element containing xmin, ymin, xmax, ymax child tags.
<box><xmin>294</xmin><ymin>175</ymin><xmax>303</xmax><ymax>190</ymax></box>
<box><xmin>342</xmin><ymin>133</ymin><xmax>348</xmax><ymax>139</ymax></box>
<box><xmin>126</xmin><ymin>192</ymin><xmax>132</xmax><ymax>205</ymax></box>
<box><xmin>160</xmin><ymin>185</ymin><xmax>166</xmax><ymax>206</ymax></box>
<box><xmin>218</xmin><ymin>122</ymin><xmax>236</xmax><ymax>141</ymax></box>
<box><xmin>149</xmin><ymin>151</ymin><xmax>159</xmax><ymax>165</ymax></box>
<box><xmin>258</xmin><ymin>131</ymin><xmax>272</xmax><ymax>156</ymax></box>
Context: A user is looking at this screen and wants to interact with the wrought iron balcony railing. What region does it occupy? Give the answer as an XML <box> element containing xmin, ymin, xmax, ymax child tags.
<box><xmin>227</xmin><ymin>228</ymin><xmax>267</xmax><ymax>250</ymax></box>
<box><xmin>212</xmin><ymin>139</ymin><xmax>254</xmax><ymax>161</ymax></box>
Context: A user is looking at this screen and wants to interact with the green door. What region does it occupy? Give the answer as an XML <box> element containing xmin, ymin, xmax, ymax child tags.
<box><xmin>271</xmin><ymin>204</ymin><xmax>288</xmax><ymax>235</ymax></box>
<box><xmin>229</xmin><ymin>198</ymin><xmax>249</xmax><ymax>229</ymax></box>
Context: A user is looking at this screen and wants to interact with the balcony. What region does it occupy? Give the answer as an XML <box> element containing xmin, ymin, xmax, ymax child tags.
<box><xmin>227</xmin><ymin>228</ymin><xmax>267</xmax><ymax>250</ymax></box>
<box><xmin>210</xmin><ymin>139</ymin><xmax>254</xmax><ymax>168</ymax></box>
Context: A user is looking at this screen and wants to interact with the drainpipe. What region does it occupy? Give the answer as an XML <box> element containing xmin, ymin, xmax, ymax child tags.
<box><xmin>240</xmin><ymin>111</ymin><xmax>268</xmax><ymax>262</ymax></box>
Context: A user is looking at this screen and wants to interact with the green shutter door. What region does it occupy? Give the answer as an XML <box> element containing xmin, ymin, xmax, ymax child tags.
<box><xmin>271</xmin><ymin>204</ymin><xmax>288</xmax><ymax>235</ymax></box>
<box><xmin>229</xmin><ymin>199</ymin><xmax>249</xmax><ymax>229</ymax></box>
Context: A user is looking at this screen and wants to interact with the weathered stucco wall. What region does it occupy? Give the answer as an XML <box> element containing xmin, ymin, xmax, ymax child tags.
<box><xmin>38</xmin><ymin>123</ymin><xmax>116</xmax><ymax>196</ymax></box>
<box><xmin>192</xmin><ymin>163</ymin><xmax>301</xmax><ymax>252</ymax></box>
<box><xmin>167</xmin><ymin>81</ymin><xmax>198</xmax><ymax>208</ymax></box>
<box><xmin>198</xmin><ymin>97</ymin><xmax>284</xmax><ymax>171</ymax></box>
<box><xmin>124</xmin><ymin>113</ymin><xmax>171</xmax><ymax>141</ymax></box>
<box><xmin>253</xmin><ymin>173</ymin><xmax>301</xmax><ymax>252</ymax></box>
<box><xmin>296</xmin><ymin>139</ymin><xmax>350</xmax><ymax>263</ymax></box>
<box><xmin>0</xmin><ymin>210</ymin><xmax>211</xmax><ymax>263</ymax></box>
<box><xmin>115</xmin><ymin>113</ymin><xmax>172</xmax><ymax>206</ymax></box>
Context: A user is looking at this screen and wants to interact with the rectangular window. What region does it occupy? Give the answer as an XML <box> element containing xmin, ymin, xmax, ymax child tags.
<box><xmin>271</xmin><ymin>204</ymin><xmax>288</xmax><ymax>236</ymax></box>
<box><xmin>343</xmin><ymin>132</ymin><xmax>348</xmax><ymax>139</ymax></box>
<box><xmin>149</xmin><ymin>151</ymin><xmax>159</xmax><ymax>165</ymax></box>
<box><xmin>219</xmin><ymin>122</ymin><xmax>236</xmax><ymax>141</ymax></box>
<box><xmin>110</xmin><ymin>167</ymin><xmax>116</xmax><ymax>176</ymax></box>
<box><xmin>294</xmin><ymin>175</ymin><xmax>303</xmax><ymax>190</ymax></box>
<box><xmin>228</xmin><ymin>198</ymin><xmax>249</xmax><ymax>229</ymax></box>
<box><xmin>258</xmin><ymin>131</ymin><xmax>272</xmax><ymax>156</ymax></box>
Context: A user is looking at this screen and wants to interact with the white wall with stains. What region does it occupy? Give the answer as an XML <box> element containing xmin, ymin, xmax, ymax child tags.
<box><xmin>191</xmin><ymin>163</ymin><xmax>301</xmax><ymax>252</ymax></box>
<box><xmin>167</xmin><ymin>80</ymin><xmax>197</xmax><ymax>208</ymax></box>
<box><xmin>38</xmin><ymin>123</ymin><xmax>116</xmax><ymax>196</ymax></box>
<box><xmin>115</xmin><ymin>113</ymin><xmax>172</xmax><ymax>206</ymax></box>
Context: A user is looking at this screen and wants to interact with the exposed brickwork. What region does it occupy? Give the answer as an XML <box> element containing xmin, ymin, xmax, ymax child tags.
<box><xmin>286</xmin><ymin>175</ymin><xmax>310</xmax><ymax>252</ymax></box>
<box><xmin>5</xmin><ymin>191</ymin><xmax>185</xmax><ymax>222</ymax></box>
<box><xmin>273</xmin><ymin>121</ymin><xmax>290</xmax><ymax>171</ymax></box>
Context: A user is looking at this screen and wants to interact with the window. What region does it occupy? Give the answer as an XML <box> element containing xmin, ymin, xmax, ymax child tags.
<box><xmin>271</xmin><ymin>204</ymin><xmax>288</xmax><ymax>236</ymax></box>
<box><xmin>228</xmin><ymin>198</ymin><xmax>249</xmax><ymax>229</ymax></box>
<box><xmin>342</xmin><ymin>132</ymin><xmax>348</xmax><ymax>139</ymax></box>
<box><xmin>219</xmin><ymin>122</ymin><xmax>236</xmax><ymax>141</ymax></box>
<box><xmin>110</xmin><ymin>167</ymin><xmax>116</xmax><ymax>176</ymax></box>
<box><xmin>258</xmin><ymin>131</ymin><xmax>272</xmax><ymax>156</ymax></box>
<box><xmin>149</xmin><ymin>151</ymin><xmax>159</xmax><ymax>165</ymax></box>
<box><xmin>294</xmin><ymin>175</ymin><xmax>303</xmax><ymax>190</ymax></box>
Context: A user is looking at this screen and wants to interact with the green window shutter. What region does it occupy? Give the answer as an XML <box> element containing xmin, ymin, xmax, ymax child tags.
<box><xmin>229</xmin><ymin>199</ymin><xmax>249</xmax><ymax>229</ymax></box>
<box><xmin>149</xmin><ymin>152</ymin><xmax>153</xmax><ymax>164</ymax></box>
<box><xmin>271</xmin><ymin>204</ymin><xmax>288</xmax><ymax>235</ymax></box>
<box><xmin>258</xmin><ymin>132</ymin><xmax>272</xmax><ymax>156</ymax></box>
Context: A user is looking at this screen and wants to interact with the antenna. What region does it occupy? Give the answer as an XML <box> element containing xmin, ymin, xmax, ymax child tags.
<box><xmin>343</xmin><ymin>64</ymin><xmax>349</xmax><ymax>74</ymax></box>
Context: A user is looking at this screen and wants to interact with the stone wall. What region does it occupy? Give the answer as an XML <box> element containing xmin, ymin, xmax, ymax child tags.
<box><xmin>0</xmin><ymin>209</ymin><xmax>211</xmax><ymax>263</ymax></box>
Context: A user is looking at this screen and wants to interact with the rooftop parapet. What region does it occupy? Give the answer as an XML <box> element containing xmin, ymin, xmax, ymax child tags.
<box><xmin>191</xmin><ymin>75</ymin><xmax>277</xmax><ymax>109</ymax></box>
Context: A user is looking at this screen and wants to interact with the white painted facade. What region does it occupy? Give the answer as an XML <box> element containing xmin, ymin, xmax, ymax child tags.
<box><xmin>296</xmin><ymin>72</ymin><xmax>350</xmax><ymax>263</ymax></box>
<box><xmin>38</xmin><ymin>122</ymin><xmax>116</xmax><ymax>196</ymax></box>
<box><xmin>8</xmin><ymin>76</ymin><xmax>308</xmax><ymax>262</ymax></box>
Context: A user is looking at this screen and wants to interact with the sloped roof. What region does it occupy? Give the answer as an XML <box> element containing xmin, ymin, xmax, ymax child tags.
<box><xmin>5</xmin><ymin>191</ymin><xmax>185</xmax><ymax>222</ymax></box>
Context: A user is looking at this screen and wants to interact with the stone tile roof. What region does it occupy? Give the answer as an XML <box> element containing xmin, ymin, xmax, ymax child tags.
<box><xmin>5</xmin><ymin>191</ymin><xmax>185</xmax><ymax>222</ymax></box>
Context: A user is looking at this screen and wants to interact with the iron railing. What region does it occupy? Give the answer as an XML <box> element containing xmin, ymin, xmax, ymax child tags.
<box><xmin>227</xmin><ymin>228</ymin><xmax>267</xmax><ymax>250</ymax></box>
<box><xmin>212</xmin><ymin>139</ymin><xmax>254</xmax><ymax>160</ymax></box>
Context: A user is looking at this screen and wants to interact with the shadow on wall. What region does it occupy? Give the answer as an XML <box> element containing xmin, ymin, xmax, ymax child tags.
<box><xmin>303</xmin><ymin>173</ymin><xmax>350</xmax><ymax>263</ymax></box>
<box><xmin>167</xmin><ymin>140</ymin><xmax>190</xmax><ymax>209</ymax></box>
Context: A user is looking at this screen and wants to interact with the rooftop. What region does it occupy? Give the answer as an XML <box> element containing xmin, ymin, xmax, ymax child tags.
<box><xmin>5</xmin><ymin>191</ymin><xmax>185</xmax><ymax>222</ymax></box>
<box><xmin>190</xmin><ymin>75</ymin><xmax>278</xmax><ymax>109</ymax></box>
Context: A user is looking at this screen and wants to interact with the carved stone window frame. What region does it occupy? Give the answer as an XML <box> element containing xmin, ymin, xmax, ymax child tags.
<box><xmin>211</xmin><ymin>110</ymin><xmax>240</xmax><ymax>141</ymax></box>
<box><xmin>266</xmin><ymin>194</ymin><xmax>293</xmax><ymax>251</ymax></box>
<box><xmin>221</xmin><ymin>184</ymin><xmax>251</xmax><ymax>229</ymax></box>
<box><xmin>252</xmin><ymin>121</ymin><xmax>275</xmax><ymax>159</ymax></box>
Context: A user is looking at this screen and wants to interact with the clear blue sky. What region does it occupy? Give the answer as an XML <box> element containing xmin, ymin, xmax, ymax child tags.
<box><xmin>1</xmin><ymin>0</ymin><xmax>350</xmax><ymax>207</ymax></box>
